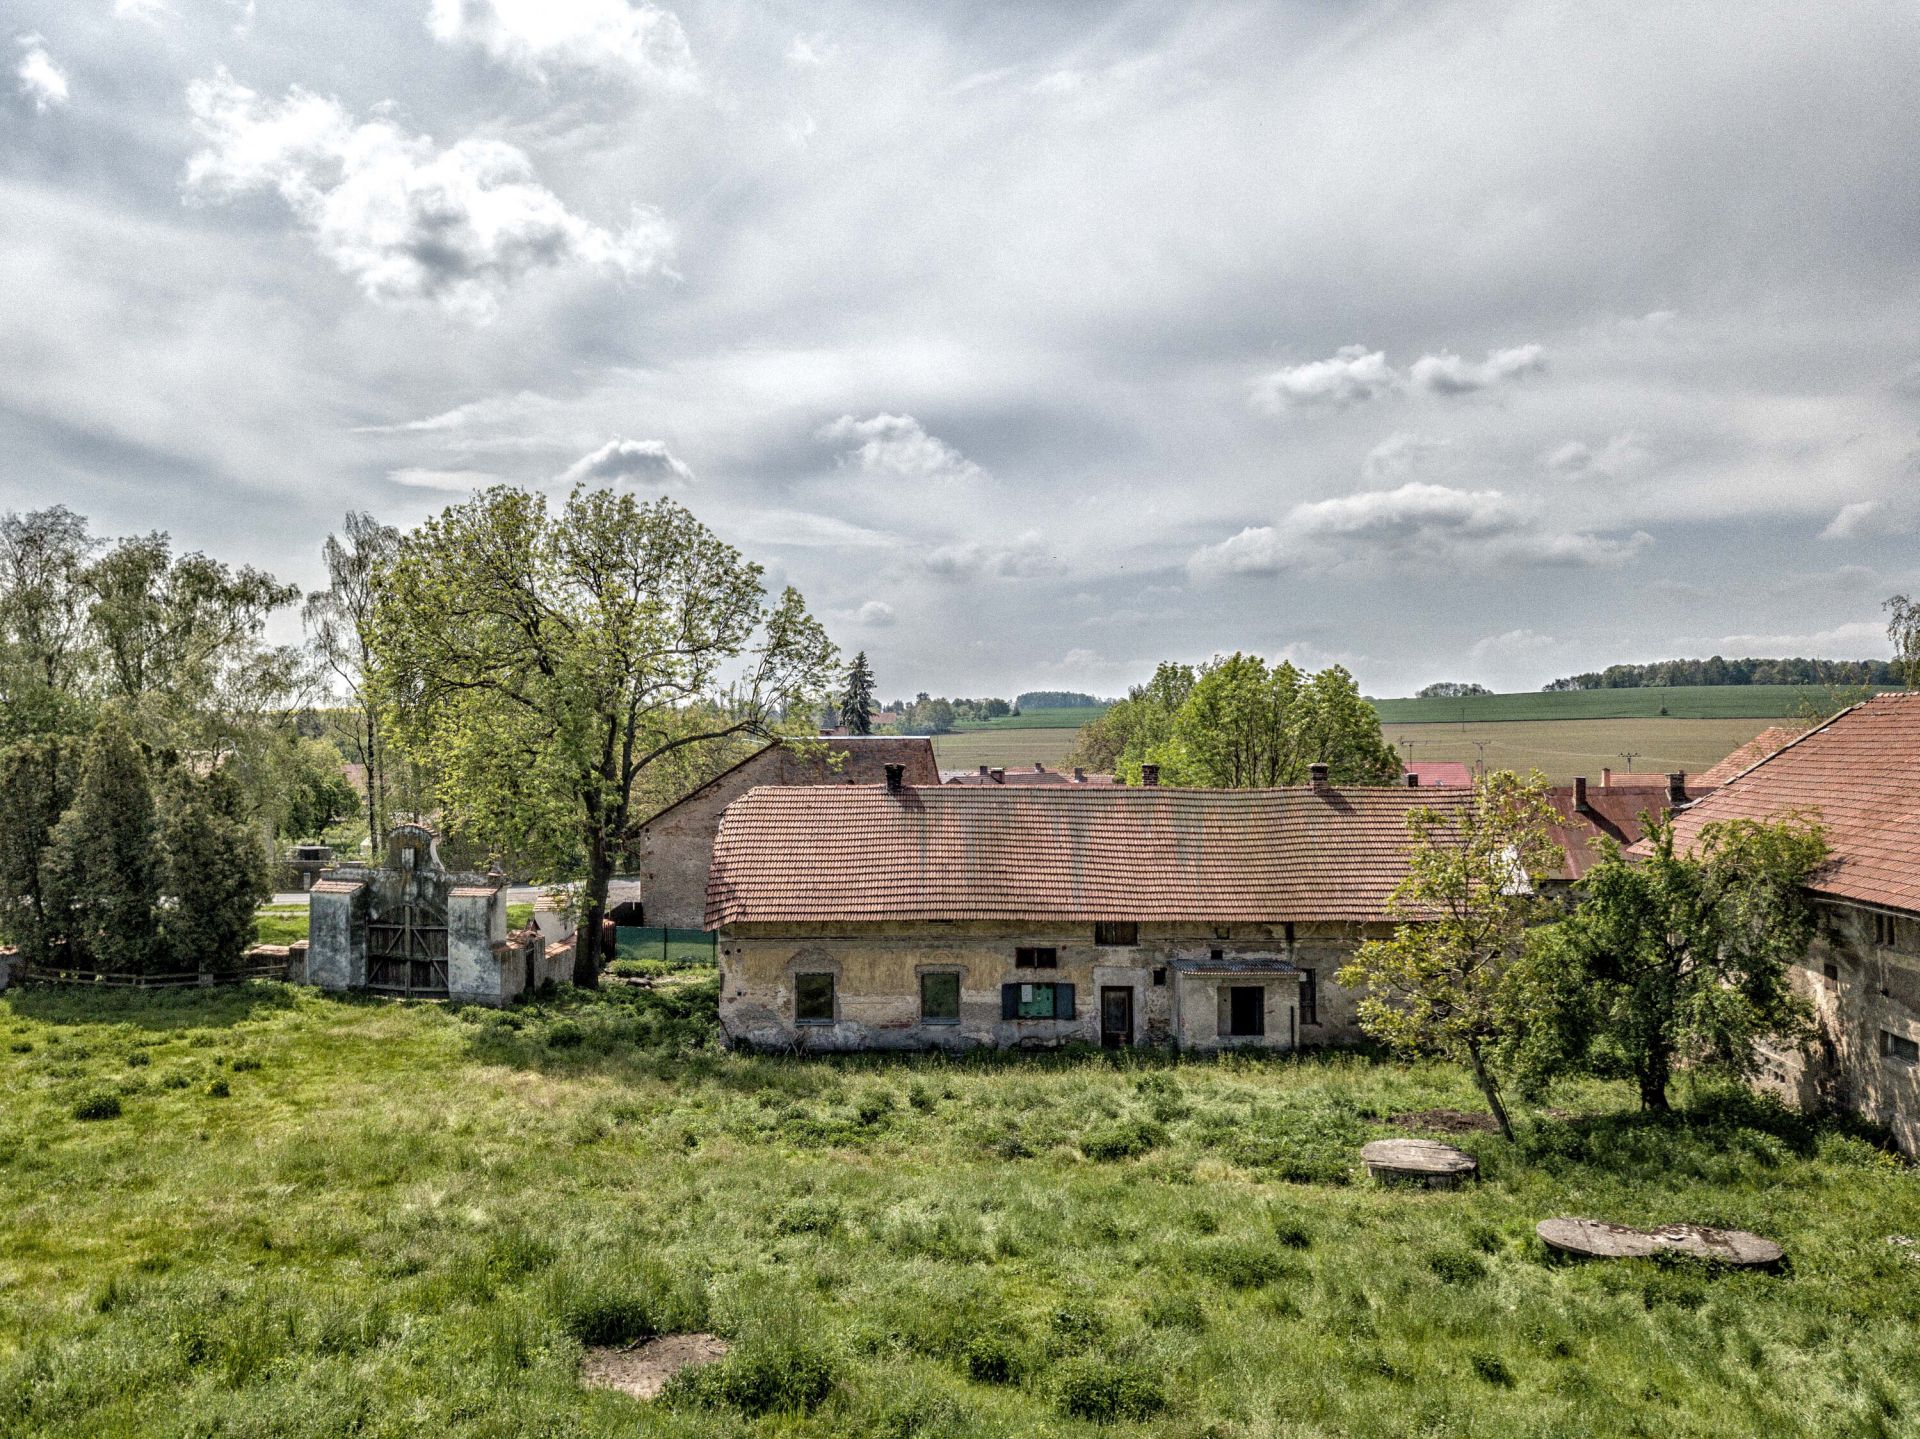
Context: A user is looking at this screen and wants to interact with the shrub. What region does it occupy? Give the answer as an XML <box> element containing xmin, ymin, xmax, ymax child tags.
<box><xmin>1428</xmin><ymin>1249</ymin><xmax>1488</xmax><ymax>1285</ymax></box>
<box><xmin>206</xmin><ymin>1077</ymin><xmax>231</xmax><ymax>1098</ymax></box>
<box><xmin>125</xmin><ymin>1049</ymin><xmax>150</xmax><ymax>1068</ymax></box>
<box><xmin>962</xmin><ymin>1331</ymin><xmax>1020</xmax><ymax>1385</ymax></box>
<box><xmin>229</xmin><ymin>1055</ymin><xmax>263</xmax><ymax>1073</ymax></box>
<box><xmin>1055</xmin><ymin>1357</ymin><xmax>1167</xmax><ymax>1422</ymax></box>
<box><xmin>664</xmin><ymin>1333</ymin><xmax>838</xmax><ymax>1415</ymax></box>
<box><xmin>561</xmin><ymin>1290</ymin><xmax>654</xmax><ymax>1347</ymax></box>
<box><xmin>1471</xmin><ymin>1353</ymin><xmax>1516</xmax><ymax>1387</ymax></box>
<box><xmin>73</xmin><ymin>1090</ymin><xmax>122</xmax><ymax>1121</ymax></box>
<box><xmin>1191</xmin><ymin>1239</ymin><xmax>1286</xmax><ymax>1290</ymax></box>
<box><xmin>1143</xmin><ymin>1291</ymin><xmax>1208</xmax><ymax>1332</ymax></box>
<box><xmin>545</xmin><ymin>1022</ymin><xmax>584</xmax><ymax>1050</ymax></box>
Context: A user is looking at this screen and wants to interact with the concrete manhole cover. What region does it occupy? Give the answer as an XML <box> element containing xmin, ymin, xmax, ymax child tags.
<box><xmin>581</xmin><ymin>1333</ymin><xmax>730</xmax><ymax>1400</ymax></box>
<box><xmin>1361</xmin><ymin>1137</ymin><xmax>1479</xmax><ymax>1188</ymax></box>
<box><xmin>1537</xmin><ymin>1218</ymin><xmax>1784</xmax><ymax>1269</ymax></box>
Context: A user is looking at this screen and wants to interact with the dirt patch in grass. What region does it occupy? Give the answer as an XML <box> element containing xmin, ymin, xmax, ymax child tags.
<box><xmin>1393</xmin><ymin>1108</ymin><xmax>1499</xmax><ymax>1135</ymax></box>
<box><xmin>581</xmin><ymin>1333</ymin><xmax>730</xmax><ymax>1400</ymax></box>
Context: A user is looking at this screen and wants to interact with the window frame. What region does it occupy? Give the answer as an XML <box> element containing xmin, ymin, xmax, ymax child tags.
<box><xmin>919</xmin><ymin>970</ymin><xmax>961</xmax><ymax>1025</ymax></box>
<box><xmin>1298</xmin><ymin>968</ymin><xmax>1319</xmax><ymax>1027</ymax></box>
<box><xmin>1001</xmin><ymin>980</ymin><xmax>1075</xmax><ymax>1021</ymax></box>
<box><xmin>1223</xmin><ymin>984</ymin><xmax>1267</xmax><ymax>1038</ymax></box>
<box><xmin>793</xmin><ymin>971</ymin><xmax>836</xmax><ymax>1026</ymax></box>
<box><xmin>1883</xmin><ymin>1030</ymin><xmax>1918</xmax><ymax>1065</ymax></box>
<box><xmin>1014</xmin><ymin>946</ymin><xmax>1059</xmax><ymax>970</ymax></box>
<box><xmin>1094</xmin><ymin>921</ymin><xmax>1140</xmax><ymax>948</ymax></box>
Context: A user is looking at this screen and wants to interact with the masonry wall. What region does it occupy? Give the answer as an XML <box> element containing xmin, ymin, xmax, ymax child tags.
<box><xmin>1757</xmin><ymin>900</ymin><xmax>1920</xmax><ymax>1155</ymax></box>
<box><xmin>716</xmin><ymin>919</ymin><xmax>1377</xmax><ymax>1052</ymax></box>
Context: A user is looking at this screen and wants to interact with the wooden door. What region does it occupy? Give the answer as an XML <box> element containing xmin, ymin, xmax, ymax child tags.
<box><xmin>1100</xmin><ymin>986</ymin><xmax>1134</xmax><ymax>1048</ymax></box>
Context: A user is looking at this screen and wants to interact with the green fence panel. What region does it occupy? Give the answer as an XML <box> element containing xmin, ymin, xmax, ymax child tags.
<box><xmin>614</xmin><ymin>926</ymin><xmax>718</xmax><ymax>967</ymax></box>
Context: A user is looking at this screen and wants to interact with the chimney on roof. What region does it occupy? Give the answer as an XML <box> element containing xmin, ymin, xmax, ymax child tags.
<box><xmin>1573</xmin><ymin>776</ymin><xmax>1589</xmax><ymax>813</ymax></box>
<box><xmin>884</xmin><ymin>763</ymin><xmax>905</xmax><ymax>794</ymax></box>
<box><xmin>990</xmin><ymin>767</ymin><xmax>1006</xmax><ymax>784</ymax></box>
<box><xmin>1601</xmin><ymin>766</ymin><xmax>1613</xmax><ymax>789</ymax></box>
<box><xmin>1035</xmin><ymin>761</ymin><xmax>1046</xmax><ymax>772</ymax></box>
<box><xmin>1140</xmin><ymin>763</ymin><xmax>1160</xmax><ymax>787</ymax></box>
<box><xmin>1667</xmin><ymin>770</ymin><xmax>1687</xmax><ymax>804</ymax></box>
<box><xmin>978</xmin><ymin>764</ymin><xmax>990</xmax><ymax>776</ymax></box>
<box><xmin>1073</xmin><ymin>767</ymin><xmax>1086</xmax><ymax>782</ymax></box>
<box><xmin>1404</xmin><ymin>771</ymin><xmax>1419</xmax><ymax>788</ymax></box>
<box><xmin>1309</xmin><ymin>762</ymin><xmax>1330</xmax><ymax>790</ymax></box>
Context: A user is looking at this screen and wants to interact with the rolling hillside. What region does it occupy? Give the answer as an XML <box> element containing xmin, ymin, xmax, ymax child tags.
<box><xmin>1373</xmin><ymin>683</ymin><xmax>1891</xmax><ymax>724</ymax></box>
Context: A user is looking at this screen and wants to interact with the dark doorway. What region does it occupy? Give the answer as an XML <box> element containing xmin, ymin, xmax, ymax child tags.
<box><xmin>1100</xmin><ymin>986</ymin><xmax>1134</xmax><ymax>1048</ymax></box>
<box><xmin>1228</xmin><ymin>985</ymin><xmax>1266</xmax><ymax>1038</ymax></box>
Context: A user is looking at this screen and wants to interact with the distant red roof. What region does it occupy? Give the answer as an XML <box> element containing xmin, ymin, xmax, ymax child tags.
<box><xmin>1695</xmin><ymin>725</ymin><xmax>1803</xmax><ymax>787</ymax></box>
<box><xmin>1406</xmin><ymin>761</ymin><xmax>1473</xmax><ymax>788</ymax></box>
<box><xmin>1657</xmin><ymin>693</ymin><xmax>1920</xmax><ymax>915</ymax></box>
<box><xmin>943</xmin><ymin>764</ymin><xmax>1118</xmax><ymax>787</ymax></box>
<box><xmin>1544</xmin><ymin>786</ymin><xmax>1681</xmax><ymax>882</ymax></box>
<box><xmin>640</xmin><ymin>735</ymin><xmax>939</xmax><ymax>827</ymax></box>
<box><xmin>707</xmin><ymin>784</ymin><xmax>1468</xmax><ymax>928</ymax></box>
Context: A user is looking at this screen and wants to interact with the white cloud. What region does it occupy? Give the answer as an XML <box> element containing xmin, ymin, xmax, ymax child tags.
<box><xmin>427</xmin><ymin>0</ymin><xmax>697</xmax><ymax>88</ymax></box>
<box><xmin>1715</xmin><ymin>619</ymin><xmax>1890</xmax><ymax>655</ymax></box>
<box><xmin>1188</xmin><ymin>482</ymin><xmax>1650</xmax><ymax>580</ymax></box>
<box><xmin>184</xmin><ymin>71</ymin><xmax>672</xmax><ymax>320</ymax></box>
<box><xmin>1249</xmin><ymin>345</ymin><xmax>1398</xmax><ymax>413</ymax></box>
<box><xmin>113</xmin><ymin>0</ymin><xmax>172</xmax><ymax>22</ymax></box>
<box><xmin>1410</xmin><ymin>343</ymin><xmax>1547</xmax><ymax>395</ymax></box>
<box><xmin>785</xmin><ymin>32</ymin><xmax>835</xmax><ymax>68</ymax></box>
<box><xmin>1543</xmin><ymin>431</ymin><xmax>1648</xmax><ymax>478</ymax></box>
<box><xmin>1363</xmin><ymin>432</ymin><xmax>1452</xmax><ymax>482</ymax></box>
<box><xmin>924</xmin><ymin>532</ymin><xmax>1054</xmax><ymax>579</ymax></box>
<box><xmin>1468</xmin><ymin>627</ymin><xmax>1558</xmax><ymax>663</ymax></box>
<box><xmin>555</xmin><ymin>437</ymin><xmax>692</xmax><ymax>488</ymax></box>
<box><xmin>15</xmin><ymin>36</ymin><xmax>69</xmax><ymax>112</ymax></box>
<box><xmin>1820</xmin><ymin>500</ymin><xmax>1881</xmax><ymax>540</ymax></box>
<box><xmin>388</xmin><ymin>466</ymin><xmax>500</xmax><ymax>490</ymax></box>
<box><xmin>818</xmin><ymin>413</ymin><xmax>983</xmax><ymax>481</ymax></box>
<box><xmin>855</xmin><ymin>599</ymin><xmax>895</xmax><ymax>627</ymax></box>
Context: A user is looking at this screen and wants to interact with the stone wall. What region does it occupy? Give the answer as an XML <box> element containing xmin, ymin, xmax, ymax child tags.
<box><xmin>716</xmin><ymin>919</ymin><xmax>1378</xmax><ymax>1053</ymax></box>
<box><xmin>1757</xmin><ymin>900</ymin><xmax>1920</xmax><ymax>1154</ymax></box>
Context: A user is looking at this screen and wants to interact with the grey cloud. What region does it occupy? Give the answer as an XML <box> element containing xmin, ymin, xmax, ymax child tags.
<box><xmin>555</xmin><ymin>437</ymin><xmax>693</xmax><ymax>488</ymax></box>
<box><xmin>1409</xmin><ymin>344</ymin><xmax>1546</xmax><ymax>395</ymax></box>
<box><xmin>1249</xmin><ymin>345</ymin><xmax>1397</xmax><ymax>413</ymax></box>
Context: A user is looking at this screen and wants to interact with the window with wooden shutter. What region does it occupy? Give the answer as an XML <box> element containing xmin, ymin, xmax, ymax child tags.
<box><xmin>1015</xmin><ymin>946</ymin><xmax>1058</xmax><ymax>969</ymax></box>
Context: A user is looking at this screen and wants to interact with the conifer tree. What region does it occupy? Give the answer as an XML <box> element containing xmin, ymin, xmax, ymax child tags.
<box><xmin>0</xmin><ymin>736</ymin><xmax>79</xmax><ymax>965</ymax></box>
<box><xmin>840</xmin><ymin>651</ymin><xmax>876</xmax><ymax>735</ymax></box>
<box><xmin>161</xmin><ymin>765</ymin><xmax>271</xmax><ymax>976</ymax></box>
<box><xmin>45</xmin><ymin>713</ymin><xmax>160</xmax><ymax>974</ymax></box>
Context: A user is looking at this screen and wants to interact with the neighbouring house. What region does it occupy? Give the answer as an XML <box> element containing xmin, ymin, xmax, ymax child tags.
<box><xmin>1403</xmin><ymin>761</ymin><xmax>1474</xmax><ymax>787</ymax></box>
<box><xmin>633</xmin><ymin>735</ymin><xmax>940</xmax><ymax>931</ymax></box>
<box><xmin>1654</xmin><ymin>693</ymin><xmax>1920</xmax><ymax>1154</ymax></box>
<box><xmin>1542</xmin><ymin>772</ymin><xmax>1703</xmax><ymax>893</ymax></box>
<box><xmin>706</xmin><ymin>763</ymin><xmax>1470</xmax><ymax>1053</ymax></box>
<box><xmin>943</xmin><ymin>763</ymin><xmax>1117</xmax><ymax>786</ymax></box>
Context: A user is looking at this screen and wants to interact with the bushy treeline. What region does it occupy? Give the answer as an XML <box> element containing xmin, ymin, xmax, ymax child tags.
<box><xmin>1011</xmin><ymin>690</ymin><xmax>1104</xmax><ymax>710</ymax></box>
<box><xmin>873</xmin><ymin>694</ymin><xmax>1013</xmax><ymax>733</ymax></box>
<box><xmin>1067</xmin><ymin>655</ymin><xmax>1399</xmax><ymax>786</ymax></box>
<box><xmin>1415</xmin><ymin>681</ymin><xmax>1492</xmax><ymax>698</ymax></box>
<box><xmin>1543</xmin><ymin>656</ymin><xmax>1899</xmax><ymax>690</ymax></box>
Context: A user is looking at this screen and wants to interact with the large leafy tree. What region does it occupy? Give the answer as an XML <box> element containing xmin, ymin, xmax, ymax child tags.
<box><xmin>44</xmin><ymin>713</ymin><xmax>162</xmax><ymax>975</ymax></box>
<box><xmin>305</xmin><ymin>512</ymin><xmax>401</xmax><ymax>848</ymax></box>
<box><xmin>0</xmin><ymin>737</ymin><xmax>80</xmax><ymax>965</ymax></box>
<box><xmin>1295</xmin><ymin>664</ymin><xmax>1401</xmax><ymax>783</ymax></box>
<box><xmin>1067</xmin><ymin>661</ymin><xmax>1197</xmax><ymax>776</ymax></box>
<box><xmin>840</xmin><ymin>651</ymin><xmax>876</xmax><ymax>735</ymax></box>
<box><xmin>1888</xmin><ymin>593</ymin><xmax>1920</xmax><ymax>688</ymax></box>
<box><xmin>1170</xmin><ymin>653</ymin><xmax>1303</xmax><ymax>787</ymax></box>
<box><xmin>0</xmin><ymin>507</ymin><xmax>98</xmax><ymax>740</ymax></box>
<box><xmin>1336</xmin><ymin>771</ymin><xmax>1563</xmax><ymax>1140</ymax></box>
<box><xmin>1504</xmin><ymin>814</ymin><xmax>1826</xmax><ymax>1112</ymax></box>
<box><xmin>372</xmin><ymin>487</ymin><xmax>837</xmax><ymax>986</ymax></box>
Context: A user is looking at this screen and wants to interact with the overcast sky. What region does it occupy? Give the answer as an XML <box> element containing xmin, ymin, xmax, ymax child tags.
<box><xmin>6</xmin><ymin>1</ymin><xmax>1918</xmax><ymax>699</ymax></box>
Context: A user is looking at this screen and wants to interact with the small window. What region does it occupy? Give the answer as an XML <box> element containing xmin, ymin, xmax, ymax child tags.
<box><xmin>1001</xmin><ymin>982</ymin><xmax>1075</xmax><ymax>1021</ymax></box>
<box><xmin>1222</xmin><ymin>985</ymin><xmax>1266</xmax><ymax>1038</ymax></box>
<box><xmin>1874</xmin><ymin>913</ymin><xmax>1897</xmax><ymax>948</ymax></box>
<box><xmin>1152</xmin><ymin>967</ymin><xmax>1167</xmax><ymax>987</ymax></box>
<box><xmin>1015</xmin><ymin>946</ymin><xmax>1058</xmax><ymax>969</ymax></box>
<box><xmin>1094</xmin><ymin>921</ymin><xmax>1139</xmax><ymax>947</ymax></box>
<box><xmin>1299</xmin><ymin>968</ymin><xmax>1319</xmax><ymax>1027</ymax></box>
<box><xmin>1822</xmin><ymin>961</ymin><xmax>1839</xmax><ymax>982</ymax></box>
<box><xmin>1883</xmin><ymin>1031</ymin><xmax>1919</xmax><ymax>1064</ymax></box>
<box><xmin>794</xmin><ymin>972</ymin><xmax>835</xmax><ymax>1025</ymax></box>
<box><xmin>920</xmin><ymin>972</ymin><xmax>960</xmax><ymax>1024</ymax></box>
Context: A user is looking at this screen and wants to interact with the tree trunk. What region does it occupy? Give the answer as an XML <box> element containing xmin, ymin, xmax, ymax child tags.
<box><xmin>1638</xmin><ymin>1046</ymin><xmax>1672</xmax><ymax>1113</ymax></box>
<box><xmin>1465</xmin><ymin>1039</ymin><xmax>1516</xmax><ymax>1142</ymax></box>
<box><xmin>363</xmin><ymin>709</ymin><xmax>382</xmax><ymax>853</ymax></box>
<box><xmin>573</xmin><ymin>825</ymin><xmax>611</xmax><ymax>989</ymax></box>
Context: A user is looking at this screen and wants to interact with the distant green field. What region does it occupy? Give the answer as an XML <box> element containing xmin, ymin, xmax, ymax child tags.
<box><xmin>1373</xmin><ymin>684</ymin><xmax>1891</xmax><ymax>725</ymax></box>
<box><xmin>948</xmin><ymin>705</ymin><xmax>1111</xmax><ymax>732</ymax></box>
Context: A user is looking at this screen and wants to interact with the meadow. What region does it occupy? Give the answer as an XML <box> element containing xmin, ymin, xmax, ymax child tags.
<box><xmin>1371</xmin><ymin>684</ymin><xmax>1887</xmax><ymax>725</ymax></box>
<box><xmin>1380</xmin><ymin>717</ymin><xmax>1794</xmax><ymax>785</ymax></box>
<box><xmin>4</xmin><ymin>980</ymin><xmax>1918</xmax><ymax>1437</ymax></box>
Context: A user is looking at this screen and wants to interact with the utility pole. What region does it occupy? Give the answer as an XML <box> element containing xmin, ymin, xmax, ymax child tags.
<box><xmin>1472</xmin><ymin>740</ymin><xmax>1489</xmax><ymax>778</ymax></box>
<box><xmin>1619</xmin><ymin>750</ymin><xmax>1640</xmax><ymax>773</ymax></box>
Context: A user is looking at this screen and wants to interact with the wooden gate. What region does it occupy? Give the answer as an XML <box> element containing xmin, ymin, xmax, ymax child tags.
<box><xmin>366</xmin><ymin>896</ymin><xmax>449</xmax><ymax>997</ymax></box>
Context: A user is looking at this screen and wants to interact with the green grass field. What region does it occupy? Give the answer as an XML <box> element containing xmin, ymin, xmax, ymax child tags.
<box><xmin>935</xmin><ymin>728</ymin><xmax>1083</xmax><ymax>771</ymax></box>
<box><xmin>1373</xmin><ymin>685</ymin><xmax>1889</xmax><ymax>725</ymax></box>
<box><xmin>948</xmin><ymin>706</ymin><xmax>1113</xmax><ymax>732</ymax></box>
<box><xmin>3</xmin><ymin>981</ymin><xmax>1917</xmax><ymax>1437</ymax></box>
<box><xmin>1381</xmin><ymin>717</ymin><xmax>1797</xmax><ymax>786</ymax></box>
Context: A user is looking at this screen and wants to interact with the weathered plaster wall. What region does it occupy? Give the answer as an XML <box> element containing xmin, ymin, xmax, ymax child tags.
<box><xmin>447</xmin><ymin>889</ymin><xmax>509</xmax><ymax>1004</ymax></box>
<box><xmin>1758</xmin><ymin>901</ymin><xmax>1920</xmax><ymax>1154</ymax></box>
<box><xmin>717</xmin><ymin>920</ymin><xmax>1377</xmax><ymax>1052</ymax></box>
<box><xmin>307</xmin><ymin>885</ymin><xmax>367</xmax><ymax>989</ymax></box>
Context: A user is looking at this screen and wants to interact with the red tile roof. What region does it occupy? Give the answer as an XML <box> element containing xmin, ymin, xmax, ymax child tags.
<box><xmin>1544</xmin><ymin>787</ymin><xmax>1678</xmax><ymax>882</ymax></box>
<box><xmin>1658</xmin><ymin>693</ymin><xmax>1920</xmax><ymax>914</ymax></box>
<box><xmin>639</xmin><ymin>736</ymin><xmax>940</xmax><ymax>827</ymax></box>
<box><xmin>1694</xmin><ymin>725</ymin><xmax>1803</xmax><ymax>787</ymax></box>
<box><xmin>943</xmin><ymin>765</ymin><xmax>1118</xmax><ymax>786</ymax></box>
<box><xmin>1406</xmin><ymin>761</ymin><xmax>1474</xmax><ymax>788</ymax></box>
<box><xmin>707</xmin><ymin>784</ymin><xmax>1469</xmax><ymax>928</ymax></box>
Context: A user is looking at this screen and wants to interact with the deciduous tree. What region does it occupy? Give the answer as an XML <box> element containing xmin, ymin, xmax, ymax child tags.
<box><xmin>373</xmin><ymin>487</ymin><xmax>836</xmax><ymax>987</ymax></box>
<box><xmin>1336</xmin><ymin>771</ymin><xmax>1563</xmax><ymax>1140</ymax></box>
<box><xmin>305</xmin><ymin>513</ymin><xmax>400</xmax><ymax>847</ymax></box>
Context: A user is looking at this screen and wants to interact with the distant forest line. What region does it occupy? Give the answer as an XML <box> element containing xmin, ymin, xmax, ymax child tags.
<box><xmin>1543</xmin><ymin>657</ymin><xmax>1899</xmax><ymax>690</ymax></box>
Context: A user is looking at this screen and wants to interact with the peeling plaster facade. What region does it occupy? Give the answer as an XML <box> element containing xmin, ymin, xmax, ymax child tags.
<box><xmin>717</xmin><ymin>919</ymin><xmax>1377</xmax><ymax>1053</ymax></box>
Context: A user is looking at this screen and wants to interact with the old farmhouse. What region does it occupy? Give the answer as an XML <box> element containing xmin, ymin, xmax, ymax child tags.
<box><xmin>1658</xmin><ymin>693</ymin><xmax>1920</xmax><ymax>1153</ymax></box>
<box><xmin>633</xmin><ymin>735</ymin><xmax>939</xmax><ymax>931</ymax></box>
<box><xmin>705</xmin><ymin>764</ymin><xmax>1469</xmax><ymax>1053</ymax></box>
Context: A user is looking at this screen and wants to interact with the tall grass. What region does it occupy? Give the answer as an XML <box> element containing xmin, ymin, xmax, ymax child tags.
<box><xmin>1</xmin><ymin>979</ymin><xmax>1916</xmax><ymax>1436</ymax></box>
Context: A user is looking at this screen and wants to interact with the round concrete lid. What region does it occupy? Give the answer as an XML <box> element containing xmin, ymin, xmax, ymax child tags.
<box><xmin>1360</xmin><ymin>1137</ymin><xmax>1478</xmax><ymax>1175</ymax></box>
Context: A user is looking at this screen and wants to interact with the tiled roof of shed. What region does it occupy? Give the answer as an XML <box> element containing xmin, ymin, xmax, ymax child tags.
<box><xmin>1656</xmin><ymin>693</ymin><xmax>1920</xmax><ymax>914</ymax></box>
<box><xmin>706</xmin><ymin>784</ymin><xmax>1467</xmax><ymax>928</ymax></box>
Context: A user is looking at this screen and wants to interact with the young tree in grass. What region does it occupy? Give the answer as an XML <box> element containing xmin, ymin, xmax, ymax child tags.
<box><xmin>45</xmin><ymin>713</ymin><xmax>161</xmax><ymax>974</ymax></box>
<box><xmin>839</xmin><ymin>651</ymin><xmax>876</xmax><ymax>735</ymax></box>
<box><xmin>1336</xmin><ymin>771</ymin><xmax>1563</xmax><ymax>1140</ymax></box>
<box><xmin>160</xmin><ymin>765</ymin><xmax>271</xmax><ymax>975</ymax></box>
<box><xmin>1504</xmin><ymin>814</ymin><xmax>1826</xmax><ymax>1112</ymax></box>
<box><xmin>373</xmin><ymin>487</ymin><xmax>836</xmax><ymax>987</ymax></box>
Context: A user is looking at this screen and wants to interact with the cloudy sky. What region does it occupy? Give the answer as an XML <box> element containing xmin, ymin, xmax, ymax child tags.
<box><xmin>6</xmin><ymin>1</ymin><xmax>1918</xmax><ymax>698</ymax></box>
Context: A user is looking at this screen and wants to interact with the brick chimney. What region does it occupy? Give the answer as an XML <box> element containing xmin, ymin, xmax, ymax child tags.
<box><xmin>1667</xmin><ymin>771</ymin><xmax>1687</xmax><ymax>804</ymax></box>
<box><xmin>1309</xmin><ymin>762</ymin><xmax>1330</xmax><ymax>790</ymax></box>
<box><xmin>1140</xmin><ymin>763</ymin><xmax>1160</xmax><ymax>787</ymax></box>
<box><xmin>1601</xmin><ymin>766</ymin><xmax>1613</xmax><ymax>789</ymax></box>
<box><xmin>1035</xmin><ymin>761</ymin><xmax>1046</xmax><ymax>772</ymax></box>
<box><xmin>884</xmin><ymin>763</ymin><xmax>905</xmax><ymax>794</ymax></box>
<box><xmin>1573</xmin><ymin>776</ymin><xmax>1589</xmax><ymax>813</ymax></box>
<box><xmin>1073</xmin><ymin>767</ymin><xmax>1086</xmax><ymax>782</ymax></box>
<box><xmin>1404</xmin><ymin>771</ymin><xmax>1420</xmax><ymax>788</ymax></box>
<box><xmin>978</xmin><ymin>764</ymin><xmax>989</xmax><ymax>777</ymax></box>
<box><xmin>989</xmin><ymin>767</ymin><xmax>1005</xmax><ymax>784</ymax></box>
